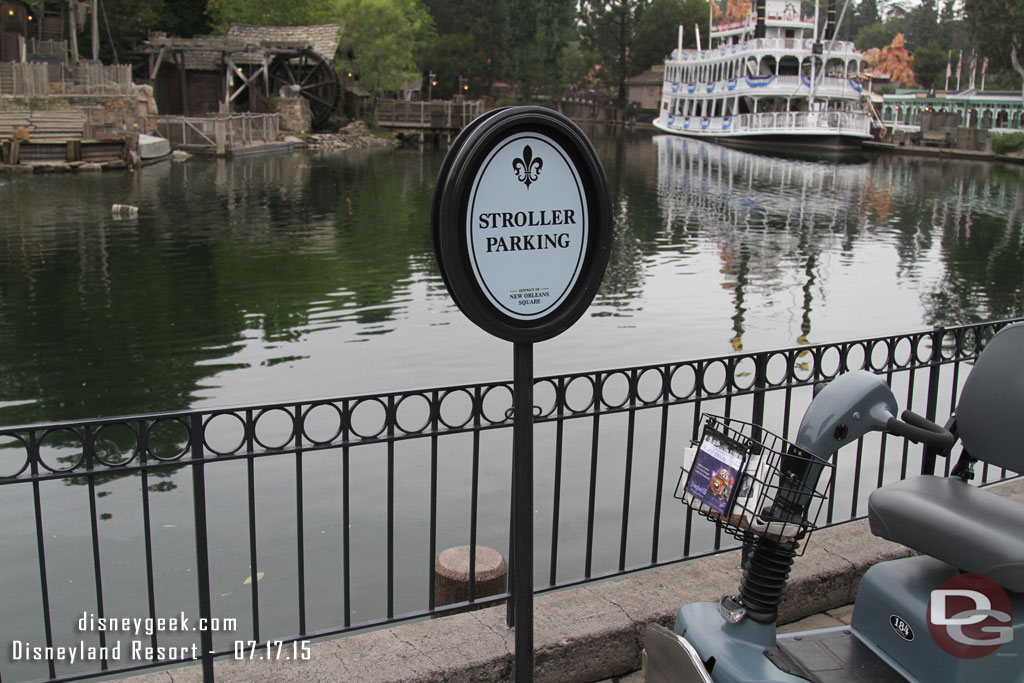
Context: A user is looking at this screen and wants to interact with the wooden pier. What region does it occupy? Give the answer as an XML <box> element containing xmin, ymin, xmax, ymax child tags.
<box><xmin>370</xmin><ymin>99</ymin><xmax>485</xmax><ymax>135</ymax></box>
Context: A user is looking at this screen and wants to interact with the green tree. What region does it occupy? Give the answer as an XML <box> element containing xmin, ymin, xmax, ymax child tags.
<box><xmin>855</xmin><ymin>19</ymin><xmax>903</xmax><ymax>51</ymax></box>
<box><xmin>336</xmin><ymin>0</ymin><xmax>437</xmax><ymax>107</ymax></box>
<box><xmin>962</xmin><ymin>0</ymin><xmax>1024</xmax><ymax>97</ymax></box>
<box><xmin>903</xmin><ymin>0</ymin><xmax>937</xmax><ymax>51</ymax></box>
<box><xmin>422</xmin><ymin>0</ymin><xmax>506</xmax><ymax>97</ymax></box>
<box><xmin>534</xmin><ymin>0</ymin><xmax>577</xmax><ymax>100</ymax></box>
<box><xmin>206</xmin><ymin>0</ymin><xmax>334</xmax><ymax>31</ymax></box>
<box><xmin>505</xmin><ymin>0</ymin><xmax>576</xmax><ymax>102</ymax></box>
<box><xmin>913</xmin><ymin>43</ymin><xmax>946</xmax><ymax>88</ymax></box>
<box><xmin>579</xmin><ymin>0</ymin><xmax>650</xmax><ymax>105</ymax></box>
<box><xmin>73</xmin><ymin>0</ymin><xmax>211</xmax><ymax>62</ymax></box>
<box><xmin>631</xmin><ymin>0</ymin><xmax>708</xmax><ymax>73</ymax></box>
<box><xmin>851</xmin><ymin>0</ymin><xmax>880</xmax><ymax>35</ymax></box>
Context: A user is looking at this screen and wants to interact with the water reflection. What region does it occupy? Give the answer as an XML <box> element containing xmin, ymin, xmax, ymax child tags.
<box><xmin>654</xmin><ymin>135</ymin><xmax>871</xmax><ymax>351</ymax></box>
<box><xmin>651</xmin><ymin>135</ymin><xmax>1024</xmax><ymax>351</ymax></box>
<box><xmin>0</xmin><ymin>149</ymin><xmax>441</xmax><ymax>427</ymax></box>
<box><xmin>1</xmin><ymin>131</ymin><xmax>1023</xmax><ymax>432</ymax></box>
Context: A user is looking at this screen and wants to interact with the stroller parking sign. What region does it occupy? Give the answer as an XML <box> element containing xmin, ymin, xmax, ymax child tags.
<box><xmin>433</xmin><ymin>107</ymin><xmax>611</xmax><ymax>343</ymax></box>
<box><xmin>468</xmin><ymin>133</ymin><xmax>589</xmax><ymax>321</ymax></box>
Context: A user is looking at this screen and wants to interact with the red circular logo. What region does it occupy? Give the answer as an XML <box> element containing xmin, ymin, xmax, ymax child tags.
<box><xmin>927</xmin><ymin>573</ymin><xmax>1013</xmax><ymax>659</ymax></box>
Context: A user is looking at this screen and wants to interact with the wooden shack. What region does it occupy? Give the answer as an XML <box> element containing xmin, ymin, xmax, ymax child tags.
<box><xmin>142</xmin><ymin>24</ymin><xmax>342</xmax><ymax>127</ymax></box>
<box><xmin>0</xmin><ymin>0</ymin><xmax>31</xmax><ymax>62</ymax></box>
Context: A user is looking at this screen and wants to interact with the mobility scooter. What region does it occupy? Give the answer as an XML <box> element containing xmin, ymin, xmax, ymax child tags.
<box><xmin>645</xmin><ymin>322</ymin><xmax>1024</xmax><ymax>682</ymax></box>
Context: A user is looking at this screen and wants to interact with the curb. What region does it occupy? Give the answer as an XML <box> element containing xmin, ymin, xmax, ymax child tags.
<box><xmin>124</xmin><ymin>478</ymin><xmax>1024</xmax><ymax>683</ymax></box>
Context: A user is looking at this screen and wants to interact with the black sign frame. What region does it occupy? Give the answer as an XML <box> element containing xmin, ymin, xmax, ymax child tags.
<box><xmin>432</xmin><ymin>106</ymin><xmax>612</xmax><ymax>343</ymax></box>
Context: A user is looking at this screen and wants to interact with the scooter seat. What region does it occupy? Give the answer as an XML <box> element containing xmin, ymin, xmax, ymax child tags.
<box><xmin>868</xmin><ymin>475</ymin><xmax>1024</xmax><ymax>593</ymax></box>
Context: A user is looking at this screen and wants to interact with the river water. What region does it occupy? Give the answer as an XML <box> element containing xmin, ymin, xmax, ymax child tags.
<box><xmin>2</xmin><ymin>128</ymin><xmax>1022</xmax><ymax>425</ymax></box>
<box><xmin>1</xmin><ymin>127</ymin><xmax>1023</xmax><ymax>679</ymax></box>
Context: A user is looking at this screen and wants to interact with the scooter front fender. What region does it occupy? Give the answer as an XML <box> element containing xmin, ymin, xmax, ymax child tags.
<box><xmin>646</xmin><ymin>601</ymin><xmax>811</xmax><ymax>683</ymax></box>
<box><xmin>644</xmin><ymin>623</ymin><xmax>714</xmax><ymax>683</ymax></box>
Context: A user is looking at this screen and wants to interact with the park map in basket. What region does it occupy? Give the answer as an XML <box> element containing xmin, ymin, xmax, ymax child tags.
<box><xmin>684</xmin><ymin>427</ymin><xmax>750</xmax><ymax>516</ymax></box>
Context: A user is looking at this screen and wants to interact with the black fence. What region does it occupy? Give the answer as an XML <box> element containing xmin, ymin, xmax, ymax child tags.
<box><xmin>1</xmin><ymin>319</ymin><xmax>1020</xmax><ymax>682</ymax></box>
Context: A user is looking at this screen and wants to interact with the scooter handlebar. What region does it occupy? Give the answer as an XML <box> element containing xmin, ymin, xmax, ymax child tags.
<box><xmin>886</xmin><ymin>411</ymin><xmax>955</xmax><ymax>452</ymax></box>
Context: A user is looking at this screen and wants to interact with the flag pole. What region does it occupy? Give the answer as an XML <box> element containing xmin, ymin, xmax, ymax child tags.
<box><xmin>709</xmin><ymin>0</ymin><xmax>713</xmax><ymax>49</ymax></box>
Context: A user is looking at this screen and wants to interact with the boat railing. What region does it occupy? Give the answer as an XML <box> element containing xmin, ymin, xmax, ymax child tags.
<box><xmin>672</xmin><ymin>38</ymin><xmax>859</xmax><ymax>63</ymax></box>
<box><xmin>733</xmin><ymin>111</ymin><xmax>871</xmax><ymax>134</ymax></box>
<box><xmin>663</xmin><ymin>75</ymin><xmax>860</xmax><ymax>97</ymax></box>
<box><xmin>662</xmin><ymin>110</ymin><xmax>870</xmax><ymax>135</ymax></box>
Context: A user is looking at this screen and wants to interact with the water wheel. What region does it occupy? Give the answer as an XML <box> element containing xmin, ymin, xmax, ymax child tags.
<box><xmin>268</xmin><ymin>48</ymin><xmax>340</xmax><ymax>129</ymax></box>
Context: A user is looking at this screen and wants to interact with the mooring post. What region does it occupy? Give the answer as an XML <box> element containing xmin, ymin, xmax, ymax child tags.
<box><xmin>512</xmin><ymin>341</ymin><xmax>534</xmax><ymax>682</ymax></box>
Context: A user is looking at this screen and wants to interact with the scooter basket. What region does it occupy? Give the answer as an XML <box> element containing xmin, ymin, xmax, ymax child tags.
<box><xmin>674</xmin><ymin>415</ymin><xmax>832</xmax><ymax>547</ymax></box>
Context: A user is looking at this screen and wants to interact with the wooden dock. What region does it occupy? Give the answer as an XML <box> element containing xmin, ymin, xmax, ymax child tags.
<box><xmin>371</xmin><ymin>99</ymin><xmax>485</xmax><ymax>135</ymax></box>
<box><xmin>0</xmin><ymin>111</ymin><xmax>127</xmax><ymax>168</ymax></box>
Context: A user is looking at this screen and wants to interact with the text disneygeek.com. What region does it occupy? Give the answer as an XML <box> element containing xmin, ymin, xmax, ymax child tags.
<box><xmin>8</xmin><ymin>612</ymin><xmax>312</xmax><ymax>664</ymax></box>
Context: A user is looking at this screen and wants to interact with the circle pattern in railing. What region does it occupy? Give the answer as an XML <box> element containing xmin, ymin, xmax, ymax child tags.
<box><xmin>438</xmin><ymin>389</ymin><xmax>474</xmax><ymax>430</ymax></box>
<box><xmin>302</xmin><ymin>402</ymin><xmax>344</xmax><ymax>445</ymax></box>
<box><xmin>0</xmin><ymin>433</ymin><xmax>30</xmax><ymax>479</ymax></box>
<box><xmin>395</xmin><ymin>394</ymin><xmax>432</xmax><ymax>435</ymax></box>
<box><xmin>2</xmin><ymin>320</ymin><xmax>1018</xmax><ymax>476</ymax></box>
<box><xmin>94</xmin><ymin>423</ymin><xmax>139</xmax><ymax>467</ymax></box>
<box><xmin>349</xmin><ymin>398</ymin><xmax>388</xmax><ymax>440</ymax></box>
<box><xmin>146</xmin><ymin>418</ymin><xmax>191</xmax><ymax>461</ymax></box>
<box><xmin>38</xmin><ymin>427</ymin><xmax>85</xmax><ymax>473</ymax></box>
<box><xmin>203</xmin><ymin>412</ymin><xmax>247</xmax><ymax>456</ymax></box>
<box><xmin>253</xmin><ymin>407</ymin><xmax>295</xmax><ymax>451</ymax></box>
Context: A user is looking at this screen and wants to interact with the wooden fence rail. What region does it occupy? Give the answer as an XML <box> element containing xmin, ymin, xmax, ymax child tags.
<box><xmin>0</xmin><ymin>62</ymin><xmax>133</xmax><ymax>97</ymax></box>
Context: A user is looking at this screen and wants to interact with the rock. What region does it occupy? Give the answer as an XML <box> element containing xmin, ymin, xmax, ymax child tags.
<box><xmin>305</xmin><ymin>120</ymin><xmax>398</xmax><ymax>152</ymax></box>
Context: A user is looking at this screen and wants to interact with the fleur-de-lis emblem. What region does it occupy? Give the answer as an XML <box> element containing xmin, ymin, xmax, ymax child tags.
<box><xmin>512</xmin><ymin>145</ymin><xmax>543</xmax><ymax>189</ymax></box>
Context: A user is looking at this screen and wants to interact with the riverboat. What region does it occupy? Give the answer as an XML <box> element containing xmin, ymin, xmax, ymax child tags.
<box><xmin>653</xmin><ymin>0</ymin><xmax>872</xmax><ymax>152</ymax></box>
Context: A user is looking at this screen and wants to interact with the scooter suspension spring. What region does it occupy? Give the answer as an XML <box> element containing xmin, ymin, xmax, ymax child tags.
<box><xmin>737</xmin><ymin>537</ymin><xmax>798</xmax><ymax>624</ymax></box>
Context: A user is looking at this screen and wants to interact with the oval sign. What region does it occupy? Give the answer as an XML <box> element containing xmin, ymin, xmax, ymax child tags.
<box><xmin>467</xmin><ymin>132</ymin><xmax>588</xmax><ymax>320</ymax></box>
<box><xmin>433</xmin><ymin>107</ymin><xmax>611</xmax><ymax>343</ymax></box>
<box><xmin>890</xmin><ymin>614</ymin><xmax>915</xmax><ymax>642</ymax></box>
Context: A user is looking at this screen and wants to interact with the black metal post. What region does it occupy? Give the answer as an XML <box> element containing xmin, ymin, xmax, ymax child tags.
<box><xmin>191</xmin><ymin>415</ymin><xmax>216</xmax><ymax>682</ymax></box>
<box><xmin>922</xmin><ymin>325</ymin><xmax>945</xmax><ymax>474</ymax></box>
<box><xmin>511</xmin><ymin>341</ymin><xmax>534</xmax><ymax>683</ymax></box>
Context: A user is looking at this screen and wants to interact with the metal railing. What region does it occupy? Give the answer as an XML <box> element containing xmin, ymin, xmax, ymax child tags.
<box><xmin>663</xmin><ymin>75</ymin><xmax>861</xmax><ymax>98</ymax></box>
<box><xmin>662</xmin><ymin>110</ymin><xmax>871</xmax><ymax>136</ymax></box>
<box><xmin>372</xmin><ymin>99</ymin><xmax>486</xmax><ymax>130</ymax></box>
<box><xmin>0</xmin><ymin>319</ymin><xmax>1020</xmax><ymax>682</ymax></box>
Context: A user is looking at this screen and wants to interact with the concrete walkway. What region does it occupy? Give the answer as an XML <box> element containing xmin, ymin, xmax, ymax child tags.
<box><xmin>123</xmin><ymin>478</ymin><xmax>1024</xmax><ymax>683</ymax></box>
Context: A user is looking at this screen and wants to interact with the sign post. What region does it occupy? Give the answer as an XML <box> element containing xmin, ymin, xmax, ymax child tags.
<box><xmin>433</xmin><ymin>106</ymin><xmax>611</xmax><ymax>682</ymax></box>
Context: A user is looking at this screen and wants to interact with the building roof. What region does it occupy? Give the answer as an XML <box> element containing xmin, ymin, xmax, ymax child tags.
<box><xmin>626</xmin><ymin>65</ymin><xmax>665</xmax><ymax>87</ymax></box>
<box><xmin>227</xmin><ymin>24</ymin><xmax>341</xmax><ymax>61</ymax></box>
<box><xmin>147</xmin><ymin>24</ymin><xmax>341</xmax><ymax>72</ymax></box>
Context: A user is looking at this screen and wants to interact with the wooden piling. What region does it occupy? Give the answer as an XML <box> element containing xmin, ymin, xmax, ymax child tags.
<box><xmin>434</xmin><ymin>545</ymin><xmax>507</xmax><ymax>612</ymax></box>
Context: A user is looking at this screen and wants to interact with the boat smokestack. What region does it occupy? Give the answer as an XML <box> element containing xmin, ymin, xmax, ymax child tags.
<box><xmin>825</xmin><ymin>0</ymin><xmax>837</xmax><ymax>39</ymax></box>
<box><xmin>755</xmin><ymin>0</ymin><xmax>766</xmax><ymax>39</ymax></box>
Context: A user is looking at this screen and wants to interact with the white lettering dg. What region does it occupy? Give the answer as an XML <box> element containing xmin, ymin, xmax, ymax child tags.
<box><xmin>931</xmin><ymin>589</ymin><xmax>1013</xmax><ymax>646</ymax></box>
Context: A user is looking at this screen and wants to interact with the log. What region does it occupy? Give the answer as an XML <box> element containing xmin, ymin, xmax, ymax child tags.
<box><xmin>434</xmin><ymin>545</ymin><xmax>507</xmax><ymax>613</ymax></box>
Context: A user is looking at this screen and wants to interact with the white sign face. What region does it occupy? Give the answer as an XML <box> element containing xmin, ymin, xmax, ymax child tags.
<box><xmin>466</xmin><ymin>133</ymin><xmax>589</xmax><ymax>320</ymax></box>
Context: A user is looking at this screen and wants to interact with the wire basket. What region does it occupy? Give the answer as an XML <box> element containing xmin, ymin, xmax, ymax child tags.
<box><xmin>674</xmin><ymin>415</ymin><xmax>833</xmax><ymax>547</ymax></box>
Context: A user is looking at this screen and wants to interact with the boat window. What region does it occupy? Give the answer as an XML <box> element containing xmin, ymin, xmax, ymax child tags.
<box><xmin>779</xmin><ymin>56</ymin><xmax>799</xmax><ymax>76</ymax></box>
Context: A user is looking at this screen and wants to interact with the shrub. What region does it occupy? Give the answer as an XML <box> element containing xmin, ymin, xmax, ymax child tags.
<box><xmin>993</xmin><ymin>132</ymin><xmax>1024</xmax><ymax>155</ymax></box>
